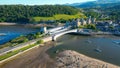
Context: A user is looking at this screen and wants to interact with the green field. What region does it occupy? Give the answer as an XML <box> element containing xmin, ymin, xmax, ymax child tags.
<box><xmin>0</xmin><ymin>39</ymin><xmax>43</xmax><ymax>61</ymax></box>
<box><xmin>33</xmin><ymin>13</ymin><xmax>86</xmax><ymax>22</ymax></box>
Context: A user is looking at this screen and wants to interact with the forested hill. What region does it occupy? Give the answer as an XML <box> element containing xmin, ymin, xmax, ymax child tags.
<box><xmin>0</xmin><ymin>5</ymin><xmax>79</xmax><ymax>23</ymax></box>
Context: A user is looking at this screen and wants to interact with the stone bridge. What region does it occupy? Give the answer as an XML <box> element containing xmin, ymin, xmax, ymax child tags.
<box><xmin>52</xmin><ymin>29</ymin><xmax>77</xmax><ymax>41</ymax></box>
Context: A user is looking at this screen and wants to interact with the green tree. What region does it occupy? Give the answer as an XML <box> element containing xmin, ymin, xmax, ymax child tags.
<box><xmin>85</xmin><ymin>24</ymin><xmax>96</xmax><ymax>30</ymax></box>
<box><xmin>36</xmin><ymin>40</ymin><xmax>44</xmax><ymax>44</ymax></box>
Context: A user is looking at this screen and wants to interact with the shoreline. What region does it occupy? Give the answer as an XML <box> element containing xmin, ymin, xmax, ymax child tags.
<box><xmin>0</xmin><ymin>22</ymin><xmax>18</xmax><ymax>26</ymax></box>
<box><xmin>56</xmin><ymin>50</ymin><xmax>120</xmax><ymax>68</ymax></box>
<box><xmin>0</xmin><ymin>41</ymin><xmax>56</xmax><ymax>68</ymax></box>
<box><xmin>0</xmin><ymin>32</ymin><xmax>119</xmax><ymax>55</ymax></box>
<box><xmin>0</xmin><ymin>39</ymin><xmax>119</xmax><ymax>68</ymax></box>
<box><xmin>0</xmin><ymin>44</ymin><xmax>119</xmax><ymax>68</ymax></box>
<box><xmin>0</xmin><ymin>25</ymin><xmax>120</xmax><ymax>67</ymax></box>
<box><xmin>0</xmin><ymin>22</ymin><xmax>55</xmax><ymax>28</ymax></box>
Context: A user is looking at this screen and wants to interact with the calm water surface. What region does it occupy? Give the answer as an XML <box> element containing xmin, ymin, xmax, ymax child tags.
<box><xmin>47</xmin><ymin>34</ymin><xmax>120</xmax><ymax>66</ymax></box>
<box><xmin>0</xmin><ymin>25</ymin><xmax>40</xmax><ymax>45</ymax></box>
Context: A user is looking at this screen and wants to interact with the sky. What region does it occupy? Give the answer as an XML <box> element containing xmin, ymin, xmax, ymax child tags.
<box><xmin>0</xmin><ymin>0</ymin><xmax>96</xmax><ymax>5</ymax></box>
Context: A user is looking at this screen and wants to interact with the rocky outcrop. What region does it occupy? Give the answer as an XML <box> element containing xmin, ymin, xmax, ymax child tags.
<box><xmin>55</xmin><ymin>50</ymin><xmax>120</xmax><ymax>68</ymax></box>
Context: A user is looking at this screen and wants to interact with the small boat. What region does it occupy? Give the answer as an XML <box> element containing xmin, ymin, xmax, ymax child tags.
<box><xmin>94</xmin><ymin>48</ymin><xmax>102</xmax><ymax>53</ymax></box>
<box><xmin>86</xmin><ymin>40</ymin><xmax>92</xmax><ymax>43</ymax></box>
<box><xmin>113</xmin><ymin>41</ymin><xmax>120</xmax><ymax>44</ymax></box>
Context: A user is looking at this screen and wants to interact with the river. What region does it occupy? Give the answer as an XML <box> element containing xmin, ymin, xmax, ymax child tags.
<box><xmin>0</xmin><ymin>25</ymin><xmax>40</xmax><ymax>45</ymax></box>
<box><xmin>47</xmin><ymin>34</ymin><xmax>120</xmax><ymax>66</ymax></box>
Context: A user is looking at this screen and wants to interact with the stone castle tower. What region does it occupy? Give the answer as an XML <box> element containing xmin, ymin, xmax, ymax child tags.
<box><xmin>76</xmin><ymin>18</ymin><xmax>81</xmax><ymax>27</ymax></box>
<box><xmin>80</xmin><ymin>18</ymin><xmax>86</xmax><ymax>25</ymax></box>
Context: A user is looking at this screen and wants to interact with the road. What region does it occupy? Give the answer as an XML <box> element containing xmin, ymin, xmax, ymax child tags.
<box><xmin>0</xmin><ymin>38</ymin><xmax>41</xmax><ymax>55</ymax></box>
<box><xmin>0</xmin><ymin>42</ymin><xmax>56</xmax><ymax>68</ymax></box>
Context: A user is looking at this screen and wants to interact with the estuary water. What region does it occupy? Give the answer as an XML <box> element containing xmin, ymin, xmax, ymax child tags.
<box><xmin>0</xmin><ymin>25</ymin><xmax>40</xmax><ymax>45</ymax></box>
<box><xmin>47</xmin><ymin>34</ymin><xmax>120</xmax><ymax>66</ymax></box>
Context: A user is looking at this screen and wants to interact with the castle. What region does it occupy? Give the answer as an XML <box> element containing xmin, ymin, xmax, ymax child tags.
<box><xmin>65</xmin><ymin>16</ymin><xmax>96</xmax><ymax>28</ymax></box>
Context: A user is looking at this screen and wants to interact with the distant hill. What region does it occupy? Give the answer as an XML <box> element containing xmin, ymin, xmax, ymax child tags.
<box><xmin>83</xmin><ymin>4</ymin><xmax>120</xmax><ymax>21</ymax></box>
<box><xmin>97</xmin><ymin>0</ymin><xmax>120</xmax><ymax>3</ymax></box>
<box><xmin>64</xmin><ymin>0</ymin><xmax>120</xmax><ymax>8</ymax></box>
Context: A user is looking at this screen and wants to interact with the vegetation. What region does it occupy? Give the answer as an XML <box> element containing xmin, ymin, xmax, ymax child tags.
<box><xmin>84</xmin><ymin>24</ymin><xmax>96</xmax><ymax>30</ymax></box>
<box><xmin>78</xmin><ymin>25</ymin><xmax>85</xmax><ymax>28</ymax></box>
<box><xmin>36</xmin><ymin>40</ymin><xmax>44</xmax><ymax>44</ymax></box>
<box><xmin>0</xmin><ymin>39</ymin><xmax>43</xmax><ymax>61</ymax></box>
<box><xmin>0</xmin><ymin>5</ymin><xmax>80</xmax><ymax>23</ymax></box>
<box><xmin>33</xmin><ymin>13</ymin><xmax>86</xmax><ymax>23</ymax></box>
<box><xmin>104</xmin><ymin>5</ymin><xmax>120</xmax><ymax>20</ymax></box>
<box><xmin>79</xmin><ymin>24</ymin><xmax>96</xmax><ymax>30</ymax></box>
<box><xmin>83</xmin><ymin>10</ymin><xmax>100</xmax><ymax>20</ymax></box>
<box><xmin>109</xmin><ymin>25</ymin><xmax>114</xmax><ymax>30</ymax></box>
<box><xmin>83</xmin><ymin>3</ymin><xmax>120</xmax><ymax>21</ymax></box>
<box><xmin>0</xmin><ymin>32</ymin><xmax>42</xmax><ymax>49</ymax></box>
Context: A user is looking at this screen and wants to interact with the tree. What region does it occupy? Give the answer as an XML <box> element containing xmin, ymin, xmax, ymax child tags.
<box><xmin>36</xmin><ymin>40</ymin><xmax>44</xmax><ymax>44</ymax></box>
<box><xmin>23</xmin><ymin>38</ymin><xmax>29</xmax><ymax>43</ymax></box>
<box><xmin>85</xmin><ymin>24</ymin><xmax>96</xmax><ymax>30</ymax></box>
<box><xmin>0</xmin><ymin>5</ymin><xmax>79</xmax><ymax>23</ymax></box>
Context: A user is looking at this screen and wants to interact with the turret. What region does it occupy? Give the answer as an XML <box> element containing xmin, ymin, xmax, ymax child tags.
<box><xmin>40</xmin><ymin>26</ymin><xmax>47</xmax><ymax>33</ymax></box>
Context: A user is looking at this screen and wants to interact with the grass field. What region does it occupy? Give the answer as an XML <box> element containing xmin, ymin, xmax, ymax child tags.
<box><xmin>0</xmin><ymin>39</ymin><xmax>43</xmax><ymax>61</ymax></box>
<box><xmin>33</xmin><ymin>13</ymin><xmax>86</xmax><ymax>22</ymax></box>
<box><xmin>0</xmin><ymin>44</ymin><xmax>37</xmax><ymax>61</ymax></box>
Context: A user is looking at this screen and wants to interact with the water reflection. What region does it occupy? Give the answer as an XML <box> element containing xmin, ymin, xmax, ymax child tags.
<box><xmin>47</xmin><ymin>34</ymin><xmax>120</xmax><ymax>66</ymax></box>
<box><xmin>0</xmin><ymin>25</ymin><xmax>39</xmax><ymax>45</ymax></box>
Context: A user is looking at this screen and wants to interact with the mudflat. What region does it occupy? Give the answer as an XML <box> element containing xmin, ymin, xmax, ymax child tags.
<box><xmin>0</xmin><ymin>41</ymin><xmax>119</xmax><ymax>68</ymax></box>
<box><xmin>0</xmin><ymin>42</ymin><xmax>55</xmax><ymax>68</ymax></box>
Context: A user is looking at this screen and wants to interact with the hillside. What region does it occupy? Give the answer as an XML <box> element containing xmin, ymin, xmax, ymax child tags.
<box><xmin>97</xmin><ymin>0</ymin><xmax>120</xmax><ymax>3</ymax></box>
<box><xmin>65</xmin><ymin>0</ymin><xmax>120</xmax><ymax>8</ymax></box>
<box><xmin>33</xmin><ymin>13</ymin><xmax>86</xmax><ymax>22</ymax></box>
<box><xmin>84</xmin><ymin>4</ymin><xmax>120</xmax><ymax>21</ymax></box>
<box><xmin>76</xmin><ymin>2</ymin><xmax>120</xmax><ymax>8</ymax></box>
<box><xmin>0</xmin><ymin>5</ymin><xmax>81</xmax><ymax>23</ymax></box>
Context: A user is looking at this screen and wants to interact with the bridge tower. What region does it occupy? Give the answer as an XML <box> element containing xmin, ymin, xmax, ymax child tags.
<box><xmin>52</xmin><ymin>35</ymin><xmax>56</xmax><ymax>41</ymax></box>
<box><xmin>40</xmin><ymin>26</ymin><xmax>47</xmax><ymax>33</ymax></box>
<box><xmin>40</xmin><ymin>24</ymin><xmax>47</xmax><ymax>33</ymax></box>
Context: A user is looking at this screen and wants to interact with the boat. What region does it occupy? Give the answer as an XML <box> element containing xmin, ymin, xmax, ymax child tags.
<box><xmin>113</xmin><ymin>41</ymin><xmax>120</xmax><ymax>44</ymax></box>
<box><xmin>94</xmin><ymin>45</ymin><xmax>102</xmax><ymax>53</ymax></box>
<box><xmin>94</xmin><ymin>48</ymin><xmax>102</xmax><ymax>53</ymax></box>
<box><xmin>86</xmin><ymin>39</ymin><xmax>92</xmax><ymax>43</ymax></box>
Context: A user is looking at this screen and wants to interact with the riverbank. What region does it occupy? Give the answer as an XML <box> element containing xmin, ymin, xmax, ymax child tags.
<box><xmin>73</xmin><ymin>29</ymin><xmax>120</xmax><ymax>36</ymax></box>
<box><xmin>0</xmin><ymin>22</ymin><xmax>55</xmax><ymax>28</ymax></box>
<box><xmin>0</xmin><ymin>45</ymin><xmax>120</xmax><ymax>68</ymax></box>
<box><xmin>0</xmin><ymin>41</ymin><xmax>56</xmax><ymax>68</ymax></box>
<box><xmin>55</xmin><ymin>50</ymin><xmax>120</xmax><ymax>68</ymax></box>
<box><xmin>0</xmin><ymin>22</ymin><xmax>17</xmax><ymax>26</ymax></box>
